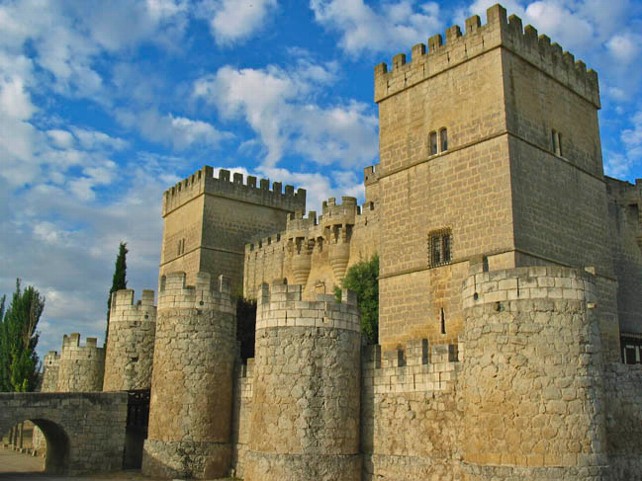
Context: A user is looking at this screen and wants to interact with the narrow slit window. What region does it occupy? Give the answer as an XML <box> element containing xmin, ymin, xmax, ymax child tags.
<box><xmin>429</xmin><ymin>131</ymin><xmax>438</xmax><ymax>155</ymax></box>
<box><xmin>552</xmin><ymin>129</ymin><xmax>562</xmax><ymax>156</ymax></box>
<box><xmin>440</xmin><ymin>128</ymin><xmax>448</xmax><ymax>152</ymax></box>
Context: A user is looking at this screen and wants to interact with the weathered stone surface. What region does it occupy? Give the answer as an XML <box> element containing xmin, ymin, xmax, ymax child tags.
<box><xmin>0</xmin><ymin>392</ymin><xmax>127</xmax><ymax>475</ymax></box>
<box><xmin>142</xmin><ymin>271</ymin><xmax>236</xmax><ymax>479</ymax></box>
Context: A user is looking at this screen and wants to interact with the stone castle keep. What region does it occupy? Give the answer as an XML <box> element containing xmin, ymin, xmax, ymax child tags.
<box><xmin>32</xmin><ymin>4</ymin><xmax>642</xmax><ymax>480</ymax></box>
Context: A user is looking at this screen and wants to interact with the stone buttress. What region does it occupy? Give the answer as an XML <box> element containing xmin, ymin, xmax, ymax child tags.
<box><xmin>245</xmin><ymin>282</ymin><xmax>361</xmax><ymax>481</ymax></box>
<box><xmin>459</xmin><ymin>266</ymin><xmax>607</xmax><ymax>480</ymax></box>
<box><xmin>142</xmin><ymin>272</ymin><xmax>236</xmax><ymax>479</ymax></box>
<box><xmin>103</xmin><ymin>288</ymin><xmax>157</xmax><ymax>391</ymax></box>
<box><xmin>56</xmin><ymin>333</ymin><xmax>105</xmax><ymax>392</ymax></box>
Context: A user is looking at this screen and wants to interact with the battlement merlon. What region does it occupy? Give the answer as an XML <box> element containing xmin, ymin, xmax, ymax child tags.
<box><xmin>158</xmin><ymin>271</ymin><xmax>235</xmax><ymax>313</ymax></box>
<box><xmin>111</xmin><ymin>289</ymin><xmax>156</xmax><ymax>310</ymax></box>
<box><xmin>364</xmin><ymin>165</ymin><xmax>379</xmax><ymax>186</ymax></box>
<box><xmin>374</xmin><ymin>4</ymin><xmax>600</xmax><ymax>108</ymax></box>
<box><xmin>61</xmin><ymin>333</ymin><xmax>103</xmax><ymax>350</ymax></box>
<box><xmin>162</xmin><ymin>165</ymin><xmax>307</xmax><ymax>217</ymax></box>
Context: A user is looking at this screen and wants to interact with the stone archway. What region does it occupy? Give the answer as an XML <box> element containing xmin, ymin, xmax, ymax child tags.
<box><xmin>0</xmin><ymin>392</ymin><xmax>128</xmax><ymax>475</ymax></box>
<box><xmin>31</xmin><ymin>419</ymin><xmax>70</xmax><ymax>474</ymax></box>
<box><xmin>1</xmin><ymin>418</ymin><xmax>70</xmax><ymax>474</ymax></box>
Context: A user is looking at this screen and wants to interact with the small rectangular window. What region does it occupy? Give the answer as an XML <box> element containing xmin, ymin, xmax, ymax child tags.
<box><xmin>428</xmin><ymin>228</ymin><xmax>453</xmax><ymax>268</ymax></box>
<box><xmin>440</xmin><ymin>128</ymin><xmax>448</xmax><ymax>152</ymax></box>
<box><xmin>429</xmin><ymin>131</ymin><xmax>438</xmax><ymax>155</ymax></box>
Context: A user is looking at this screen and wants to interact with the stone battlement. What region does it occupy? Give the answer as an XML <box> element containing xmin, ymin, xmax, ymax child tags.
<box><xmin>62</xmin><ymin>333</ymin><xmax>101</xmax><ymax>351</ymax></box>
<box><xmin>162</xmin><ymin>166</ymin><xmax>306</xmax><ymax>216</ymax></box>
<box><xmin>375</xmin><ymin>4</ymin><xmax>599</xmax><ymax>107</ymax></box>
<box><xmin>462</xmin><ymin>265</ymin><xmax>597</xmax><ymax>309</ymax></box>
<box><xmin>111</xmin><ymin>289</ymin><xmax>155</xmax><ymax>310</ymax></box>
<box><xmin>158</xmin><ymin>271</ymin><xmax>235</xmax><ymax>313</ymax></box>
<box><xmin>256</xmin><ymin>282</ymin><xmax>359</xmax><ymax>331</ymax></box>
<box><xmin>363</xmin><ymin>340</ymin><xmax>460</xmax><ymax>394</ymax></box>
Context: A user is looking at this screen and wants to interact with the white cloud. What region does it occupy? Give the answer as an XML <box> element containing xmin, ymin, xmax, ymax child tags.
<box><xmin>116</xmin><ymin>109</ymin><xmax>230</xmax><ymax>150</ymax></box>
<box><xmin>606</xmin><ymin>33</ymin><xmax>642</xmax><ymax>64</ymax></box>
<box><xmin>199</xmin><ymin>0</ymin><xmax>278</xmax><ymax>46</ymax></box>
<box><xmin>193</xmin><ymin>62</ymin><xmax>377</xmax><ymax>168</ymax></box>
<box><xmin>310</xmin><ymin>0</ymin><xmax>442</xmax><ymax>55</ymax></box>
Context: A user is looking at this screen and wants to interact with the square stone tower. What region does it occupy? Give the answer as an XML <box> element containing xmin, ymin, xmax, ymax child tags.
<box><xmin>375</xmin><ymin>4</ymin><xmax>618</xmax><ymax>356</ymax></box>
<box><xmin>160</xmin><ymin>166</ymin><xmax>306</xmax><ymax>294</ymax></box>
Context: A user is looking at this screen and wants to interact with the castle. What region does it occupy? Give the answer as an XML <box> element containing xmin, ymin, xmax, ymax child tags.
<box><xmin>38</xmin><ymin>4</ymin><xmax>642</xmax><ymax>480</ymax></box>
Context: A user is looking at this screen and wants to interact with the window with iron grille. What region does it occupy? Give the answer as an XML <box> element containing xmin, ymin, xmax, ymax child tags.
<box><xmin>428</xmin><ymin>228</ymin><xmax>452</xmax><ymax>268</ymax></box>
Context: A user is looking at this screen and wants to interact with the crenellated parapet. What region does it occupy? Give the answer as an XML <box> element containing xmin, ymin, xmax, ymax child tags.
<box><xmin>158</xmin><ymin>271</ymin><xmax>235</xmax><ymax>313</ymax></box>
<box><xmin>57</xmin><ymin>333</ymin><xmax>105</xmax><ymax>392</ymax></box>
<box><xmin>375</xmin><ymin>4</ymin><xmax>599</xmax><ymax>107</ymax></box>
<box><xmin>103</xmin><ymin>289</ymin><xmax>157</xmax><ymax>392</ymax></box>
<box><xmin>162</xmin><ymin>166</ymin><xmax>306</xmax><ymax>216</ymax></box>
<box><xmin>244</xmin><ymin>191</ymin><xmax>379</xmax><ymax>298</ymax></box>
<box><xmin>256</xmin><ymin>282</ymin><xmax>360</xmax><ymax>332</ymax></box>
<box><xmin>362</xmin><ymin>340</ymin><xmax>460</xmax><ymax>395</ymax></box>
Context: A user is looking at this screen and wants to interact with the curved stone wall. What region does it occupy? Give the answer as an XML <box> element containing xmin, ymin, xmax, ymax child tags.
<box><xmin>142</xmin><ymin>272</ymin><xmax>236</xmax><ymax>479</ymax></box>
<box><xmin>459</xmin><ymin>266</ymin><xmax>607</xmax><ymax>480</ymax></box>
<box><xmin>103</xmin><ymin>289</ymin><xmax>156</xmax><ymax>391</ymax></box>
<box><xmin>245</xmin><ymin>283</ymin><xmax>361</xmax><ymax>481</ymax></box>
<box><xmin>56</xmin><ymin>334</ymin><xmax>104</xmax><ymax>392</ymax></box>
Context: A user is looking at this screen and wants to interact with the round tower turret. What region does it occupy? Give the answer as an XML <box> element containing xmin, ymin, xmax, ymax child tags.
<box><xmin>103</xmin><ymin>288</ymin><xmax>157</xmax><ymax>391</ymax></box>
<box><xmin>56</xmin><ymin>333</ymin><xmax>105</xmax><ymax>392</ymax></box>
<box><xmin>459</xmin><ymin>267</ymin><xmax>607</xmax><ymax>480</ymax></box>
<box><xmin>142</xmin><ymin>271</ymin><xmax>236</xmax><ymax>479</ymax></box>
<box><xmin>245</xmin><ymin>282</ymin><xmax>362</xmax><ymax>481</ymax></box>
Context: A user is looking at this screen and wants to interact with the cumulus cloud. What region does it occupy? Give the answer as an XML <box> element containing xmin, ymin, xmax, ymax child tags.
<box><xmin>193</xmin><ymin>61</ymin><xmax>378</xmax><ymax>168</ymax></box>
<box><xmin>310</xmin><ymin>0</ymin><xmax>442</xmax><ymax>55</ymax></box>
<box><xmin>116</xmin><ymin>109</ymin><xmax>231</xmax><ymax>151</ymax></box>
<box><xmin>197</xmin><ymin>0</ymin><xmax>278</xmax><ymax>45</ymax></box>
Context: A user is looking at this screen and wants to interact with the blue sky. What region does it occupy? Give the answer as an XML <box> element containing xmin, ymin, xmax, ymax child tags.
<box><xmin>1</xmin><ymin>0</ymin><xmax>641</xmax><ymax>359</ymax></box>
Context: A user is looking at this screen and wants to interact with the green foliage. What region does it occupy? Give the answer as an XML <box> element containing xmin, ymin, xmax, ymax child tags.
<box><xmin>106</xmin><ymin>242</ymin><xmax>128</xmax><ymax>344</ymax></box>
<box><xmin>336</xmin><ymin>254</ymin><xmax>379</xmax><ymax>345</ymax></box>
<box><xmin>0</xmin><ymin>280</ymin><xmax>44</xmax><ymax>392</ymax></box>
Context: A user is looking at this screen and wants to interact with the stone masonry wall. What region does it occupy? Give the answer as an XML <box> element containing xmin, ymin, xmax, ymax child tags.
<box><xmin>0</xmin><ymin>392</ymin><xmax>127</xmax><ymax>475</ymax></box>
<box><xmin>605</xmin><ymin>177</ymin><xmax>642</xmax><ymax>337</ymax></box>
<box><xmin>40</xmin><ymin>350</ymin><xmax>60</xmax><ymax>392</ymax></box>
<box><xmin>244</xmin><ymin>195</ymin><xmax>380</xmax><ymax>302</ymax></box>
<box><xmin>361</xmin><ymin>341</ymin><xmax>461</xmax><ymax>481</ymax></box>
<box><xmin>232</xmin><ymin>360</ymin><xmax>254</xmax><ymax>480</ymax></box>
<box><xmin>161</xmin><ymin>167</ymin><xmax>305</xmax><ymax>292</ymax></box>
<box><xmin>103</xmin><ymin>289</ymin><xmax>156</xmax><ymax>391</ymax></box>
<box><xmin>56</xmin><ymin>333</ymin><xmax>105</xmax><ymax>392</ymax></box>
<box><xmin>245</xmin><ymin>283</ymin><xmax>361</xmax><ymax>481</ymax></box>
<box><xmin>604</xmin><ymin>363</ymin><xmax>642</xmax><ymax>480</ymax></box>
<box><xmin>459</xmin><ymin>267</ymin><xmax>607</xmax><ymax>481</ymax></box>
<box><xmin>143</xmin><ymin>271</ymin><xmax>236</xmax><ymax>479</ymax></box>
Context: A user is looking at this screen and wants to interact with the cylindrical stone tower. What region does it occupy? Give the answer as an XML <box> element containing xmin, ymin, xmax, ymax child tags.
<box><xmin>245</xmin><ymin>282</ymin><xmax>362</xmax><ymax>481</ymax></box>
<box><xmin>103</xmin><ymin>288</ymin><xmax>157</xmax><ymax>391</ymax></box>
<box><xmin>142</xmin><ymin>271</ymin><xmax>236</xmax><ymax>479</ymax></box>
<box><xmin>40</xmin><ymin>350</ymin><xmax>60</xmax><ymax>392</ymax></box>
<box><xmin>56</xmin><ymin>333</ymin><xmax>105</xmax><ymax>392</ymax></box>
<box><xmin>459</xmin><ymin>266</ymin><xmax>608</xmax><ymax>481</ymax></box>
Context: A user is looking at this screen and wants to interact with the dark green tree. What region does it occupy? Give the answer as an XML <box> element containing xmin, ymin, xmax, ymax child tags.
<box><xmin>106</xmin><ymin>242</ymin><xmax>128</xmax><ymax>345</ymax></box>
<box><xmin>0</xmin><ymin>280</ymin><xmax>44</xmax><ymax>392</ymax></box>
<box><xmin>336</xmin><ymin>254</ymin><xmax>379</xmax><ymax>345</ymax></box>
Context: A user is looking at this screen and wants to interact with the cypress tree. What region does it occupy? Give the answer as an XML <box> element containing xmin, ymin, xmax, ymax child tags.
<box><xmin>106</xmin><ymin>242</ymin><xmax>128</xmax><ymax>345</ymax></box>
<box><xmin>0</xmin><ymin>280</ymin><xmax>44</xmax><ymax>392</ymax></box>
